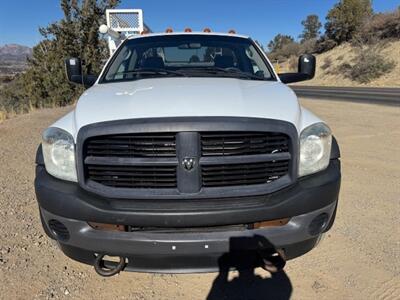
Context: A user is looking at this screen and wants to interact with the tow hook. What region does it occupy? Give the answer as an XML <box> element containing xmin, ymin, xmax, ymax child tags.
<box><xmin>94</xmin><ymin>254</ymin><xmax>126</xmax><ymax>277</ymax></box>
<box><xmin>258</xmin><ymin>248</ymin><xmax>286</xmax><ymax>273</ymax></box>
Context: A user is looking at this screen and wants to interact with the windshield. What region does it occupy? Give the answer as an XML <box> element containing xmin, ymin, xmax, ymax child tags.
<box><xmin>100</xmin><ymin>35</ymin><xmax>275</xmax><ymax>83</ymax></box>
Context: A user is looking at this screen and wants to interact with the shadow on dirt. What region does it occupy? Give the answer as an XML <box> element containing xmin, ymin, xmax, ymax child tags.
<box><xmin>206</xmin><ymin>235</ymin><xmax>292</xmax><ymax>300</ymax></box>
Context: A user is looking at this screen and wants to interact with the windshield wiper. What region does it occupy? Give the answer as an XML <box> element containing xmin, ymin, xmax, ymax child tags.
<box><xmin>111</xmin><ymin>68</ymin><xmax>187</xmax><ymax>78</ymax></box>
<box><xmin>181</xmin><ymin>67</ymin><xmax>268</xmax><ymax>80</ymax></box>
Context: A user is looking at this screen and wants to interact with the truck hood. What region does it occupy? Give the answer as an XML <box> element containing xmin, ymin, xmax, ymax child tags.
<box><xmin>74</xmin><ymin>78</ymin><xmax>301</xmax><ymax>132</ymax></box>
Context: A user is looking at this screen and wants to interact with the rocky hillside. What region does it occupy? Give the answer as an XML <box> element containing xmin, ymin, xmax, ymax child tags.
<box><xmin>0</xmin><ymin>44</ymin><xmax>32</xmax><ymax>78</ymax></box>
<box><xmin>299</xmin><ymin>41</ymin><xmax>400</xmax><ymax>87</ymax></box>
<box><xmin>276</xmin><ymin>40</ymin><xmax>400</xmax><ymax>88</ymax></box>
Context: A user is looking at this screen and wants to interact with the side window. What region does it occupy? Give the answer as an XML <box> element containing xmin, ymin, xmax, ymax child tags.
<box><xmin>105</xmin><ymin>47</ymin><xmax>138</xmax><ymax>80</ymax></box>
<box><xmin>127</xmin><ymin>50</ymin><xmax>138</xmax><ymax>71</ymax></box>
<box><xmin>245</xmin><ymin>45</ymin><xmax>271</xmax><ymax>78</ymax></box>
<box><xmin>245</xmin><ymin>47</ymin><xmax>259</xmax><ymax>73</ymax></box>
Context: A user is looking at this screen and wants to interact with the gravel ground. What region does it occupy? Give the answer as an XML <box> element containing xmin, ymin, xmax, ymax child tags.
<box><xmin>0</xmin><ymin>99</ymin><xmax>399</xmax><ymax>300</ymax></box>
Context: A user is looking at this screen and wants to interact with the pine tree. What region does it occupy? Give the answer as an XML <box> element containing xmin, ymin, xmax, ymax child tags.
<box><xmin>325</xmin><ymin>0</ymin><xmax>373</xmax><ymax>44</ymax></box>
<box><xmin>299</xmin><ymin>15</ymin><xmax>322</xmax><ymax>42</ymax></box>
<box><xmin>267</xmin><ymin>34</ymin><xmax>295</xmax><ymax>53</ymax></box>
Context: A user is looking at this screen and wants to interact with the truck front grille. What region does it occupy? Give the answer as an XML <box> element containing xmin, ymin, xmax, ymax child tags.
<box><xmin>78</xmin><ymin>118</ymin><xmax>297</xmax><ymax>199</ymax></box>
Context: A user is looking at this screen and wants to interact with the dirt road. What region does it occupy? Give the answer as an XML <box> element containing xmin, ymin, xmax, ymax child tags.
<box><xmin>0</xmin><ymin>99</ymin><xmax>399</xmax><ymax>300</ymax></box>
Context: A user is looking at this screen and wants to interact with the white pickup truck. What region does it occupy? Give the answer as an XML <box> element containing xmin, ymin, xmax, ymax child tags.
<box><xmin>34</xmin><ymin>30</ymin><xmax>341</xmax><ymax>276</ymax></box>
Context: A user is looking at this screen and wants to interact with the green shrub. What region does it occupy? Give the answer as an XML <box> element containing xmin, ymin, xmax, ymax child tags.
<box><xmin>280</xmin><ymin>42</ymin><xmax>301</xmax><ymax>58</ymax></box>
<box><xmin>358</xmin><ymin>8</ymin><xmax>400</xmax><ymax>43</ymax></box>
<box><xmin>340</xmin><ymin>47</ymin><xmax>396</xmax><ymax>83</ymax></box>
<box><xmin>315</xmin><ymin>37</ymin><xmax>338</xmax><ymax>53</ymax></box>
<box><xmin>321</xmin><ymin>57</ymin><xmax>333</xmax><ymax>70</ymax></box>
<box><xmin>300</xmin><ymin>38</ymin><xmax>318</xmax><ymax>54</ymax></box>
<box><xmin>337</xmin><ymin>62</ymin><xmax>353</xmax><ymax>74</ymax></box>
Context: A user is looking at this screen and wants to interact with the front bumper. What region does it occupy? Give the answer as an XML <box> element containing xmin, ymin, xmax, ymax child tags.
<box><xmin>35</xmin><ymin>160</ymin><xmax>340</xmax><ymax>273</ymax></box>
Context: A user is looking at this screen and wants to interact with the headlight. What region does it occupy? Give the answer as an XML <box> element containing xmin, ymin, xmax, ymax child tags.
<box><xmin>299</xmin><ymin>123</ymin><xmax>332</xmax><ymax>177</ymax></box>
<box><xmin>42</xmin><ymin>127</ymin><xmax>77</xmax><ymax>182</ymax></box>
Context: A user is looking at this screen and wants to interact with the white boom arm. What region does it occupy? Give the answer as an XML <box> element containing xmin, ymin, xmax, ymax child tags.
<box><xmin>99</xmin><ymin>24</ymin><xmax>121</xmax><ymax>40</ymax></box>
<box><xmin>99</xmin><ymin>9</ymin><xmax>144</xmax><ymax>56</ymax></box>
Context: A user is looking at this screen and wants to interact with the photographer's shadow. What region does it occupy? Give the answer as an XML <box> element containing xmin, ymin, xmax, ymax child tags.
<box><xmin>207</xmin><ymin>235</ymin><xmax>292</xmax><ymax>300</ymax></box>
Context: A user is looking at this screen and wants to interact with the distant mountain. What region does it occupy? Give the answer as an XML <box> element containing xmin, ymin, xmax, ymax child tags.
<box><xmin>0</xmin><ymin>44</ymin><xmax>32</xmax><ymax>77</ymax></box>
<box><xmin>0</xmin><ymin>44</ymin><xmax>32</xmax><ymax>62</ymax></box>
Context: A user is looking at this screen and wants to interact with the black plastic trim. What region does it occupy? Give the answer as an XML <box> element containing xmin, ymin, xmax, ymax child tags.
<box><xmin>84</xmin><ymin>156</ymin><xmax>179</xmax><ymax>166</ymax></box>
<box><xmin>330</xmin><ymin>136</ymin><xmax>340</xmax><ymax>159</ymax></box>
<box><xmin>36</xmin><ymin>144</ymin><xmax>44</xmax><ymax>165</ymax></box>
<box><xmin>279</xmin><ymin>73</ymin><xmax>312</xmax><ymax>84</ymax></box>
<box><xmin>35</xmin><ymin>159</ymin><xmax>340</xmax><ymax>228</ymax></box>
<box><xmin>200</xmin><ymin>152</ymin><xmax>290</xmax><ymax>165</ymax></box>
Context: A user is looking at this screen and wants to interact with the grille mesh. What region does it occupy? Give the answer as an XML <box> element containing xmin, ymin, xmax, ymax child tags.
<box><xmin>202</xmin><ymin>160</ymin><xmax>290</xmax><ymax>187</ymax></box>
<box><xmin>86</xmin><ymin>165</ymin><xmax>177</xmax><ymax>188</ymax></box>
<box><xmin>85</xmin><ymin>133</ymin><xmax>176</xmax><ymax>158</ymax></box>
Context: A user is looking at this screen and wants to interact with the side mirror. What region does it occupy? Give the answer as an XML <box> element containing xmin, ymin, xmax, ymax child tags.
<box><xmin>278</xmin><ymin>54</ymin><xmax>316</xmax><ymax>84</ymax></box>
<box><xmin>65</xmin><ymin>58</ymin><xmax>82</xmax><ymax>83</ymax></box>
<box><xmin>298</xmin><ymin>54</ymin><xmax>316</xmax><ymax>78</ymax></box>
<box><xmin>65</xmin><ymin>58</ymin><xmax>98</xmax><ymax>87</ymax></box>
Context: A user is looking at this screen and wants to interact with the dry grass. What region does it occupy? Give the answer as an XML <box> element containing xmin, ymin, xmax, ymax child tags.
<box><xmin>0</xmin><ymin>106</ymin><xmax>36</xmax><ymax>123</ymax></box>
<box><xmin>0</xmin><ymin>110</ymin><xmax>6</xmax><ymax>123</ymax></box>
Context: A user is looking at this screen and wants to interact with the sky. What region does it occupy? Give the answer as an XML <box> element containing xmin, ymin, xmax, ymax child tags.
<box><xmin>0</xmin><ymin>0</ymin><xmax>399</xmax><ymax>47</ymax></box>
